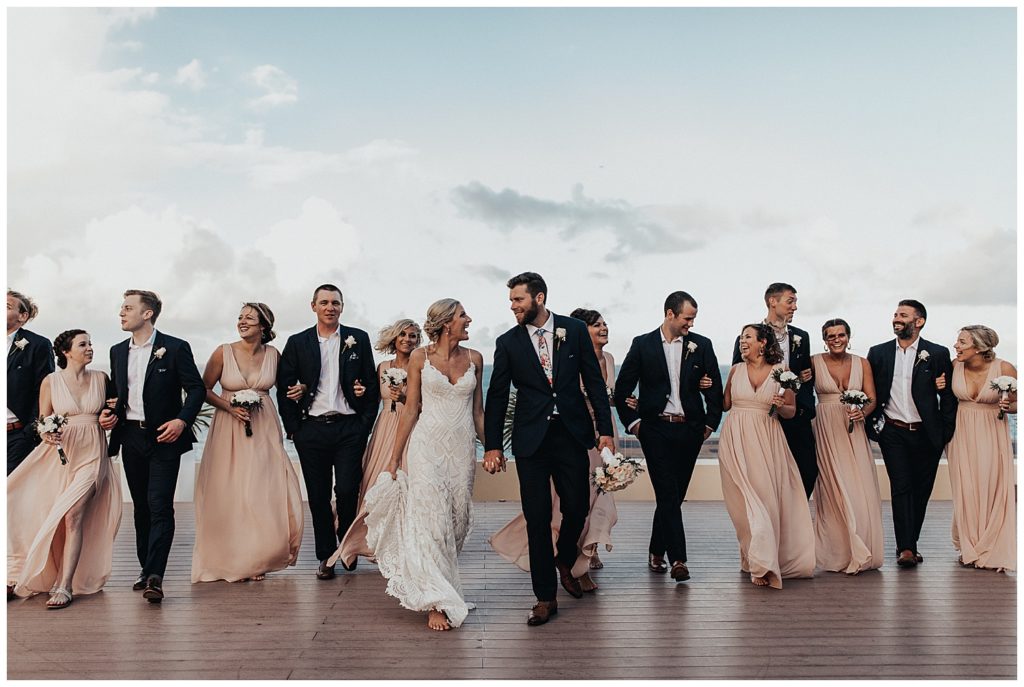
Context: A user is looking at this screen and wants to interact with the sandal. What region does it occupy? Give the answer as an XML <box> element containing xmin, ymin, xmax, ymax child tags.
<box><xmin>46</xmin><ymin>587</ymin><xmax>72</xmax><ymax>610</ymax></box>
<box><xmin>7</xmin><ymin>584</ymin><xmax>15</xmax><ymax>601</ymax></box>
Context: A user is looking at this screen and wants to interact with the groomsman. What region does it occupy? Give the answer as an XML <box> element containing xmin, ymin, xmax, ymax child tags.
<box><xmin>102</xmin><ymin>289</ymin><xmax>205</xmax><ymax>603</ymax></box>
<box><xmin>866</xmin><ymin>299</ymin><xmax>957</xmax><ymax>567</ymax></box>
<box><xmin>732</xmin><ymin>282</ymin><xmax>817</xmax><ymax>497</ymax></box>
<box><xmin>277</xmin><ymin>284</ymin><xmax>379</xmax><ymax>579</ymax></box>
<box><xmin>7</xmin><ymin>289</ymin><xmax>54</xmax><ymax>475</ymax></box>
<box><xmin>614</xmin><ymin>291</ymin><xmax>723</xmax><ymax>582</ymax></box>
<box><xmin>483</xmin><ymin>272</ymin><xmax>614</xmax><ymax>626</ymax></box>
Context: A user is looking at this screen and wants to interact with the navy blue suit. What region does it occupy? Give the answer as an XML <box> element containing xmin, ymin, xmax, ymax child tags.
<box><xmin>7</xmin><ymin>328</ymin><xmax>54</xmax><ymax>475</ymax></box>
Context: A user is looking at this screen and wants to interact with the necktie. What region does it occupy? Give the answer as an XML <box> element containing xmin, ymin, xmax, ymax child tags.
<box><xmin>536</xmin><ymin>328</ymin><xmax>553</xmax><ymax>386</ymax></box>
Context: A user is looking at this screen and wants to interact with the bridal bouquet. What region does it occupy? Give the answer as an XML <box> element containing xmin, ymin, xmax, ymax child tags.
<box><xmin>769</xmin><ymin>369</ymin><xmax>801</xmax><ymax>417</ymax></box>
<box><xmin>840</xmin><ymin>390</ymin><xmax>872</xmax><ymax>433</ymax></box>
<box><xmin>36</xmin><ymin>414</ymin><xmax>69</xmax><ymax>465</ymax></box>
<box><xmin>381</xmin><ymin>367</ymin><xmax>408</xmax><ymax>412</ymax></box>
<box><xmin>592</xmin><ymin>447</ymin><xmax>644</xmax><ymax>494</ymax></box>
<box><xmin>990</xmin><ymin>376</ymin><xmax>1017</xmax><ymax>420</ymax></box>
<box><xmin>230</xmin><ymin>390</ymin><xmax>263</xmax><ymax>437</ymax></box>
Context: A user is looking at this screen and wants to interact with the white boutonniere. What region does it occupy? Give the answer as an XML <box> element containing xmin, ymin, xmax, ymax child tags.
<box><xmin>915</xmin><ymin>349</ymin><xmax>929</xmax><ymax>367</ymax></box>
<box><xmin>554</xmin><ymin>327</ymin><xmax>566</xmax><ymax>350</ymax></box>
<box><xmin>14</xmin><ymin>338</ymin><xmax>28</xmax><ymax>351</ymax></box>
<box><xmin>344</xmin><ymin>335</ymin><xmax>357</xmax><ymax>351</ymax></box>
<box><xmin>153</xmin><ymin>347</ymin><xmax>166</xmax><ymax>360</ymax></box>
<box><xmin>791</xmin><ymin>334</ymin><xmax>802</xmax><ymax>349</ymax></box>
<box><xmin>685</xmin><ymin>340</ymin><xmax>698</xmax><ymax>360</ymax></box>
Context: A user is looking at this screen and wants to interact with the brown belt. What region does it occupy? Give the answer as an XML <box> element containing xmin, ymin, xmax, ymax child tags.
<box><xmin>658</xmin><ymin>414</ymin><xmax>687</xmax><ymax>424</ymax></box>
<box><xmin>886</xmin><ymin>417</ymin><xmax>921</xmax><ymax>431</ymax></box>
<box><xmin>7</xmin><ymin>421</ymin><xmax>24</xmax><ymax>432</ymax></box>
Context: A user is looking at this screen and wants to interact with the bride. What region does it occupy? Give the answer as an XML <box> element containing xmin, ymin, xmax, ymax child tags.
<box><xmin>364</xmin><ymin>298</ymin><xmax>485</xmax><ymax>631</ymax></box>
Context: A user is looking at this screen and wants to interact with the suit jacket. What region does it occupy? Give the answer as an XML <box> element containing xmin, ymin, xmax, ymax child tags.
<box><xmin>615</xmin><ymin>329</ymin><xmax>723</xmax><ymax>433</ymax></box>
<box><xmin>866</xmin><ymin>337</ymin><xmax>957</xmax><ymax>451</ymax></box>
<box><xmin>7</xmin><ymin>328</ymin><xmax>55</xmax><ymax>431</ymax></box>
<box><xmin>732</xmin><ymin>324</ymin><xmax>816</xmax><ymax>420</ymax></box>
<box><xmin>276</xmin><ymin>324</ymin><xmax>380</xmax><ymax>437</ymax></box>
<box><xmin>108</xmin><ymin>331</ymin><xmax>205</xmax><ymax>457</ymax></box>
<box><xmin>484</xmin><ymin>314</ymin><xmax>613</xmax><ymax>458</ymax></box>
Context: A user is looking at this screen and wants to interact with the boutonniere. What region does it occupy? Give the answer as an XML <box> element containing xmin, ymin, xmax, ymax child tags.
<box><xmin>685</xmin><ymin>340</ymin><xmax>698</xmax><ymax>360</ymax></box>
<box><xmin>153</xmin><ymin>347</ymin><xmax>166</xmax><ymax>360</ymax></box>
<box><xmin>554</xmin><ymin>327</ymin><xmax>566</xmax><ymax>351</ymax></box>
<box><xmin>14</xmin><ymin>338</ymin><xmax>28</xmax><ymax>351</ymax></box>
<box><xmin>791</xmin><ymin>334</ymin><xmax>802</xmax><ymax>350</ymax></box>
<box><xmin>344</xmin><ymin>335</ymin><xmax>357</xmax><ymax>351</ymax></box>
<box><xmin>915</xmin><ymin>349</ymin><xmax>929</xmax><ymax>367</ymax></box>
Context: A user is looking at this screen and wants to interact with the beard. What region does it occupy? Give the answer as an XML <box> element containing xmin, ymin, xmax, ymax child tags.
<box><xmin>521</xmin><ymin>300</ymin><xmax>540</xmax><ymax>326</ymax></box>
<box><xmin>894</xmin><ymin>321</ymin><xmax>918</xmax><ymax>340</ymax></box>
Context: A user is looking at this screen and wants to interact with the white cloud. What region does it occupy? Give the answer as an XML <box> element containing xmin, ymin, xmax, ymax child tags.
<box><xmin>174</xmin><ymin>58</ymin><xmax>207</xmax><ymax>91</ymax></box>
<box><xmin>246</xmin><ymin>64</ymin><xmax>298</xmax><ymax>110</ymax></box>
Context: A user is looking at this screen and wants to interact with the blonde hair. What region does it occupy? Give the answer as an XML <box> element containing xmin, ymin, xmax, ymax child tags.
<box><xmin>375</xmin><ymin>318</ymin><xmax>422</xmax><ymax>354</ymax></box>
<box><xmin>7</xmin><ymin>289</ymin><xmax>38</xmax><ymax>322</ymax></box>
<box><xmin>960</xmin><ymin>325</ymin><xmax>999</xmax><ymax>361</ymax></box>
<box><xmin>423</xmin><ymin>299</ymin><xmax>461</xmax><ymax>342</ymax></box>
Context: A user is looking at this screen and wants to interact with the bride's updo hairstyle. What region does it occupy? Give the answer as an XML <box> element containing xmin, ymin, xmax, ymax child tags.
<box><xmin>742</xmin><ymin>323</ymin><xmax>785</xmax><ymax>365</ymax></box>
<box><xmin>53</xmin><ymin>329</ymin><xmax>87</xmax><ymax>369</ymax></box>
<box><xmin>242</xmin><ymin>302</ymin><xmax>276</xmax><ymax>343</ymax></box>
<box><xmin>423</xmin><ymin>299</ymin><xmax>461</xmax><ymax>342</ymax></box>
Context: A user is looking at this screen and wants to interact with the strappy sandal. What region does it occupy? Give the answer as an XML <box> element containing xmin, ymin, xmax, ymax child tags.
<box><xmin>46</xmin><ymin>587</ymin><xmax>72</xmax><ymax>610</ymax></box>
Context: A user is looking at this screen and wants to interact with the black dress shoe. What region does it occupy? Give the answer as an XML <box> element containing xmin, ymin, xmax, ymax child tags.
<box><xmin>142</xmin><ymin>575</ymin><xmax>164</xmax><ymax>603</ymax></box>
<box><xmin>648</xmin><ymin>554</ymin><xmax>668</xmax><ymax>574</ymax></box>
<box><xmin>670</xmin><ymin>561</ymin><xmax>691</xmax><ymax>582</ymax></box>
<box><xmin>555</xmin><ymin>561</ymin><xmax>583</xmax><ymax>599</ymax></box>
<box><xmin>340</xmin><ymin>557</ymin><xmax>357</xmax><ymax>572</ymax></box>
<box><xmin>897</xmin><ymin>550</ymin><xmax>918</xmax><ymax>568</ymax></box>
<box><xmin>914</xmin><ymin>552</ymin><xmax>923</xmax><ymax>564</ymax></box>
<box><xmin>316</xmin><ymin>561</ymin><xmax>336</xmax><ymax>580</ymax></box>
<box><xmin>133</xmin><ymin>573</ymin><xmax>147</xmax><ymax>591</ymax></box>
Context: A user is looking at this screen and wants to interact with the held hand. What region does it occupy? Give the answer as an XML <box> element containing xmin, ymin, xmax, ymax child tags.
<box><xmin>353</xmin><ymin>379</ymin><xmax>366</xmax><ymax>398</ymax></box>
<box><xmin>770</xmin><ymin>394</ymin><xmax>786</xmax><ymax>410</ymax></box>
<box><xmin>387</xmin><ymin>384</ymin><xmax>402</xmax><ymax>402</ymax></box>
<box><xmin>105</xmin><ymin>397</ymin><xmax>118</xmax><ymax>410</ymax></box>
<box><xmin>703</xmin><ymin>426</ymin><xmax>713</xmax><ymax>441</ymax></box>
<box><xmin>230</xmin><ymin>406</ymin><xmax>250</xmax><ymax>423</ymax></box>
<box><xmin>624</xmin><ymin>394</ymin><xmax>638</xmax><ymax>410</ymax></box>
<box><xmin>698</xmin><ymin>374</ymin><xmax>713</xmax><ymax>390</ymax></box>
<box><xmin>799</xmin><ymin>368</ymin><xmax>813</xmax><ymax>383</ymax></box>
<box><xmin>483</xmin><ymin>449</ymin><xmax>506</xmax><ymax>474</ymax></box>
<box><xmin>156</xmin><ymin>418</ymin><xmax>187</xmax><ymax>444</ymax></box>
<box><xmin>42</xmin><ymin>431</ymin><xmax>62</xmax><ymax>446</ymax></box>
<box><xmin>597</xmin><ymin>435</ymin><xmax>614</xmax><ymax>453</ymax></box>
<box><xmin>98</xmin><ymin>409</ymin><xmax>118</xmax><ymax>431</ymax></box>
<box><xmin>846</xmin><ymin>406</ymin><xmax>865</xmax><ymax>423</ymax></box>
<box><xmin>286</xmin><ymin>382</ymin><xmax>307</xmax><ymax>402</ymax></box>
<box><xmin>998</xmin><ymin>397</ymin><xmax>1012</xmax><ymax>413</ymax></box>
<box><xmin>934</xmin><ymin>373</ymin><xmax>947</xmax><ymax>391</ymax></box>
<box><xmin>384</xmin><ymin>457</ymin><xmax>400</xmax><ymax>479</ymax></box>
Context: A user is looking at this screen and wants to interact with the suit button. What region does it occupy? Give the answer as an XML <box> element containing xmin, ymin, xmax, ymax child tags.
<box><xmin>552</xmin><ymin>392</ymin><xmax>557</xmax><ymax>398</ymax></box>
<box><xmin>666</xmin><ymin>394</ymin><xmax>670</xmax><ymax>399</ymax></box>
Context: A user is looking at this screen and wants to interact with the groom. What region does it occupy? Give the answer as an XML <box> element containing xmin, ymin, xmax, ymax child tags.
<box><xmin>484</xmin><ymin>272</ymin><xmax>614</xmax><ymax>627</ymax></box>
<box><xmin>277</xmin><ymin>284</ymin><xmax>379</xmax><ymax>580</ymax></box>
<box><xmin>103</xmin><ymin>289</ymin><xmax>205</xmax><ymax>603</ymax></box>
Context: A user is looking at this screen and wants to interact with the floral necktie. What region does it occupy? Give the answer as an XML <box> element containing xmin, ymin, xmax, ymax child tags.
<box><xmin>536</xmin><ymin>328</ymin><xmax>553</xmax><ymax>386</ymax></box>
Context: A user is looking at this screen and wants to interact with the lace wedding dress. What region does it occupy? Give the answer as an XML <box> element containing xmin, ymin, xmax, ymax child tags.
<box><xmin>364</xmin><ymin>360</ymin><xmax>477</xmax><ymax>627</ymax></box>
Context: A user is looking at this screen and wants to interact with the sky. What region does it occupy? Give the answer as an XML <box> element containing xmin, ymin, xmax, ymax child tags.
<box><xmin>6</xmin><ymin>7</ymin><xmax>1017</xmax><ymax>371</ymax></box>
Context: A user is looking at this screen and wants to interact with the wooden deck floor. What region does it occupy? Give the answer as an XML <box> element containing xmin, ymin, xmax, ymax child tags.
<box><xmin>6</xmin><ymin>500</ymin><xmax>1016</xmax><ymax>680</ymax></box>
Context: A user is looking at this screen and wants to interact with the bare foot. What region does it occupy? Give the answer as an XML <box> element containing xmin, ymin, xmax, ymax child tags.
<box><xmin>752</xmin><ymin>575</ymin><xmax>771</xmax><ymax>587</ymax></box>
<box><xmin>427</xmin><ymin>609</ymin><xmax>451</xmax><ymax>631</ymax></box>
<box><xmin>252</xmin><ymin>573</ymin><xmax>266</xmax><ymax>581</ymax></box>
<box><xmin>578</xmin><ymin>572</ymin><xmax>598</xmax><ymax>593</ymax></box>
<box><xmin>589</xmin><ymin>554</ymin><xmax>604</xmax><ymax>570</ymax></box>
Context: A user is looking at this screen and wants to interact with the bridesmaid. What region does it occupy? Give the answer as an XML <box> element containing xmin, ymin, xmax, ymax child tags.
<box><xmin>328</xmin><ymin>318</ymin><xmax>422</xmax><ymax>570</ymax></box>
<box><xmin>7</xmin><ymin>330</ymin><xmax>122</xmax><ymax>608</ymax></box>
<box><xmin>191</xmin><ymin>303</ymin><xmax>304</xmax><ymax>583</ymax></box>
<box><xmin>719</xmin><ymin>323</ymin><xmax>815</xmax><ymax>588</ymax></box>
<box><xmin>944</xmin><ymin>325</ymin><xmax>1016</xmax><ymax>572</ymax></box>
<box><xmin>811</xmin><ymin>318</ymin><xmax>884</xmax><ymax>574</ymax></box>
<box><xmin>489</xmin><ymin>308</ymin><xmax>619</xmax><ymax>593</ymax></box>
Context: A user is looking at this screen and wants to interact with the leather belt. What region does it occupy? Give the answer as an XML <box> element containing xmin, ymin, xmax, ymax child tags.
<box><xmin>123</xmin><ymin>419</ymin><xmax>148</xmax><ymax>429</ymax></box>
<box><xmin>886</xmin><ymin>417</ymin><xmax>921</xmax><ymax>431</ymax></box>
<box><xmin>7</xmin><ymin>421</ymin><xmax>24</xmax><ymax>432</ymax></box>
<box><xmin>306</xmin><ymin>413</ymin><xmax>350</xmax><ymax>424</ymax></box>
<box><xmin>658</xmin><ymin>414</ymin><xmax>687</xmax><ymax>423</ymax></box>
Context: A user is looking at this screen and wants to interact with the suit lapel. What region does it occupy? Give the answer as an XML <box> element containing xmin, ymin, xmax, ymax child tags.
<box><xmin>307</xmin><ymin>327</ymin><xmax>322</xmax><ymax>391</ymax></box>
<box><xmin>7</xmin><ymin>330</ymin><xmax>24</xmax><ymax>371</ymax></box>
<box><xmin>143</xmin><ymin>332</ymin><xmax>165</xmax><ymax>386</ymax></box>
<box><xmin>550</xmin><ymin>315</ymin><xmax>563</xmax><ymax>382</ymax></box>
<box><xmin>115</xmin><ymin>340</ymin><xmax>130</xmax><ymax>399</ymax></box>
<box><xmin>649</xmin><ymin>329</ymin><xmax>670</xmax><ymax>382</ymax></box>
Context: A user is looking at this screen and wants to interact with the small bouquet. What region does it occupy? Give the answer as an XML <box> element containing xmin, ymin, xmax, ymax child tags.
<box><xmin>990</xmin><ymin>376</ymin><xmax>1017</xmax><ymax>420</ymax></box>
<box><xmin>769</xmin><ymin>368</ymin><xmax>801</xmax><ymax>417</ymax></box>
<box><xmin>36</xmin><ymin>414</ymin><xmax>69</xmax><ymax>465</ymax></box>
<box><xmin>381</xmin><ymin>367</ymin><xmax>408</xmax><ymax>412</ymax></box>
<box><xmin>230</xmin><ymin>390</ymin><xmax>263</xmax><ymax>437</ymax></box>
<box><xmin>591</xmin><ymin>447</ymin><xmax>644</xmax><ymax>494</ymax></box>
<box><xmin>840</xmin><ymin>390</ymin><xmax>872</xmax><ymax>433</ymax></box>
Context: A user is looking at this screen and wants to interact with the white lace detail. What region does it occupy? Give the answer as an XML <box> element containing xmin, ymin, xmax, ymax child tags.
<box><xmin>364</xmin><ymin>360</ymin><xmax>477</xmax><ymax>627</ymax></box>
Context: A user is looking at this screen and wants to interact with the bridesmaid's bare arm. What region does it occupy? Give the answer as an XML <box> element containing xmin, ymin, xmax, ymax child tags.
<box><xmin>773</xmin><ymin>388</ymin><xmax>797</xmax><ymax>420</ymax></box>
<box><xmin>999</xmin><ymin>361</ymin><xmax>1017</xmax><ymax>414</ymax></box>
<box><xmin>860</xmin><ymin>358</ymin><xmax>878</xmax><ymax>418</ymax></box>
<box><xmin>387</xmin><ymin>348</ymin><xmax>425</xmax><ymax>475</ymax></box>
<box><xmin>201</xmin><ymin>346</ymin><xmax>230</xmax><ymax>412</ymax></box>
<box><xmin>471</xmin><ymin>349</ymin><xmax>485</xmax><ymax>444</ymax></box>
<box><xmin>722</xmin><ymin>366</ymin><xmax>736</xmax><ymax>412</ymax></box>
<box><xmin>37</xmin><ymin>377</ymin><xmax>60</xmax><ymax>445</ymax></box>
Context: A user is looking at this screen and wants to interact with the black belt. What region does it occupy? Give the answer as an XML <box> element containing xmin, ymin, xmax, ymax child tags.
<box><xmin>123</xmin><ymin>419</ymin><xmax>149</xmax><ymax>429</ymax></box>
<box><xmin>306</xmin><ymin>413</ymin><xmax>354</xmax><ymax>424</ymax></box>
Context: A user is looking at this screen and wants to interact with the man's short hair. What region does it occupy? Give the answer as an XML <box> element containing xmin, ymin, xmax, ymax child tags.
<box><xmin>764</xmin><ymin>282</ymin><xmax>796</xmax><ymax>306</ymax></box>
<box><xmin>7</xmin><ymin>289</ymin><xmax>38</xmax><ymax>322</ymax></box>
<box><xmin>664</xmin><ymin>291</ymin><xmax>698</xmax><ymax>316</ymax></box>
<box><xmin>312</xmin><ymin>284</ymin><xmax>343</xmax><ymax>303</ymax></box>
<box><xmin>506</xmin><ymin>272</ymin><xmax>547</xmax><ymax>301</ymax></box>
<box><xmin>123</xmin><ymin>289</ymin><xmax>162</xmax><ymax>324</ymax></box>
<box><xmin>898</xmin><ymin>299</ymin><xmax>927</xmax><ymax>321</ymax></box>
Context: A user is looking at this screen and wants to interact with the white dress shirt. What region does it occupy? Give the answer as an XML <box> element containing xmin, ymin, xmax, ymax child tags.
<box><xmin>525</xmin><ymin>312</ymin><xmax>558</xmax><ymax>415</ymax></box>
<box><xmin>308</xmin><ymin>327</ymin><xmax>356</xmax><ymax>417</ymax></box>
<box><xmin>8</xmin><ymin>330</ymin><xmax>20</xmax><ymax>423</ymax></box>
<box><xmin>626</xmin><ymin>328</ymin><xmax>686</xmax><ymax>434</ymax></box>
<box><xmin>886</xmin><ymin>338</ymin><xmax>923</xmax><ymax>424</ymax></box>
<box><xmin>126</xmin><ymin>329</ymin><xmax>156</xmax><ymax>421</ymax></box>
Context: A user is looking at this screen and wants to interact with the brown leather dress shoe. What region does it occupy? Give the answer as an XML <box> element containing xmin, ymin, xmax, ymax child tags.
<box><xmin>316</xmin><ymin>561</ymin><xmax>336</xmax><ymax>580</ymax></box>
<box><xmin>670</xmin><ymin>561</ymin><xmax>691</xmax><ymax>581</ymax></box>
<box><xmin>555</xmin><ymin>561</ymin><xmax>583</xmax><ymax>598</ymax></box>
<box><xmin>897</xmin><ymin>550</ymin><xmax>918</xmax><ymax>568</ymax></box>
<box><xmin>527</xmin><ymin>600</ymin><xmax>558</xmax><ymax>626</ymax></box>
<box><xmin>648</xmin><ymin>554</ymin><xmax>668</xmax><ymax>574</ymax></box>
<box><xmin>142</xmin><ymin>575</ymin><xmax>164</xmax><ymax>603</ymax></box>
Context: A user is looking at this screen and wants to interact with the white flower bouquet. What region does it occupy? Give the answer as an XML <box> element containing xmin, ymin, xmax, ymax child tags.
<box><xmin>36</xmin><ymin>414</ymin><xmax>69</xmax><ymax>464</ymax></box>
<box><xmin>230</xmin><ymin>389</ymin><xmax>263</xmax><ymax>437</ymax></box>
<box><xmin>840</xmin><ymin>390</ymin><xmax>872</xmax><ymax>433</ymax></box>
<box><xmin>591</xmin><ymin>447</ymin><xmax>644</xmax><ymax>494</ymax></box>
<box><xmin>769</xmin><ymin>368</ymin><xmax>801</xmax><ymax>417</ymax></box>
<box><xmin>381</xmin><ymin>367</ymin><xmax>408</xmax><ymax>412</ymax></box>
<box><xmin>989</xmin><ymin>376</ymin><xmax>1017</xmax><ymax>420</ymax></box>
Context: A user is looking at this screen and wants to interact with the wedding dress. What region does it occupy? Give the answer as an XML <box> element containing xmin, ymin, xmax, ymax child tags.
<box><xmin>364</xmin><ymin>359</ymin><xmax>477</xmax><ymax>627</ymax></box>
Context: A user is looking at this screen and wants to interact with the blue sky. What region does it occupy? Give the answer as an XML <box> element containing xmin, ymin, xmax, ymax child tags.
<box><xmin>7</xmin><ymin>7</ymin><xmax>1016</xmax><ymax>366</ymax></box>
